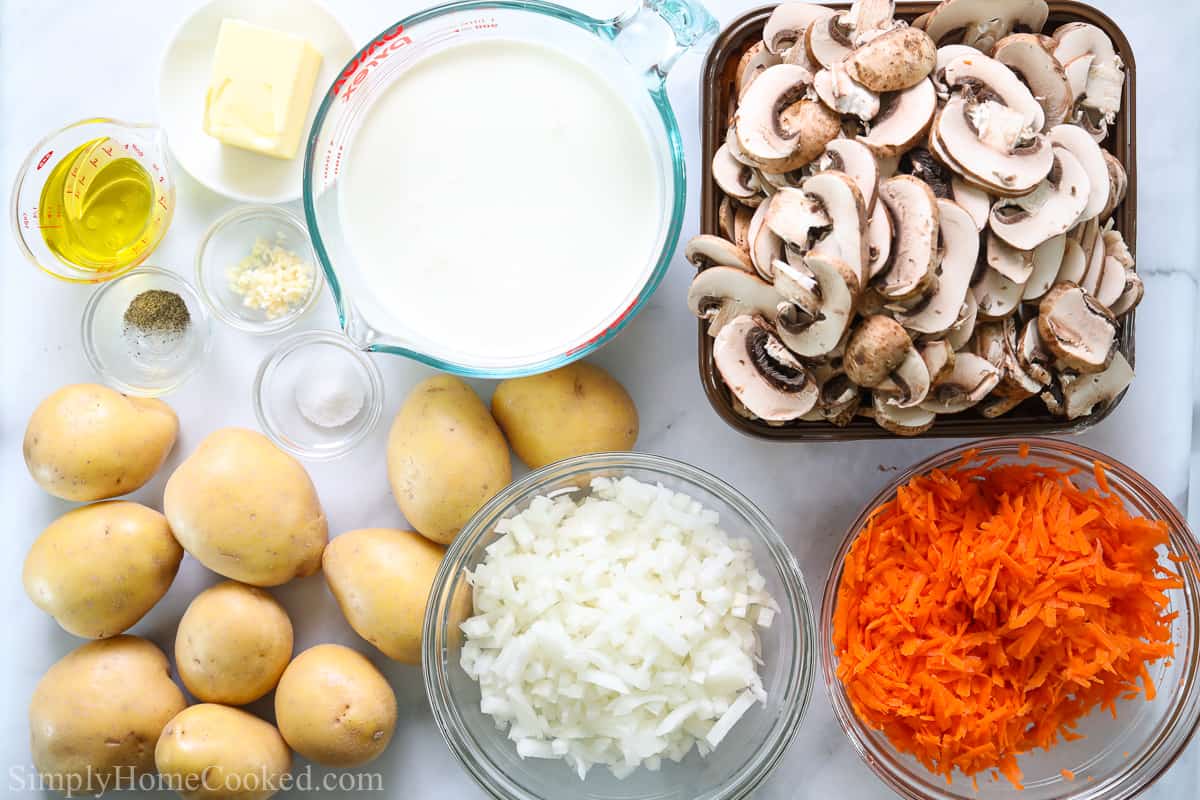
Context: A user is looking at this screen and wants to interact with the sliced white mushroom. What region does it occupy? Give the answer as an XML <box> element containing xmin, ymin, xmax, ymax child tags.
<box><xmin>1052</xmin><ymin>23</ymin><xmax>1125</xmax><ymax>140</ymax></box>
<box><xmin>735</xmin><ymin>65</ymin><xmax>838</xmax><ymax>172</ymax></box>
<box><xmin>737</xmin><ymin>41</ymin><xmax>783</xmax><ymax>96</ymax></box>
<box><xmin>685</xmin><ymin>235</ymin><xmax>754</xmax><ymax>273</ymax></box>
<box><xmin>942</xmin><ymin>51</ymin><xmax>1046</xmax><ymax>131</ymax></box>
<box><xmin>1107</xmin><ymin>272</ymin><xmax>1143</xmax><ymax>317</ymax></box>
<box><xmin>972</xmin><ymin>265</ymin><xmax>1025</xmax><ymax>320</ymax></box>
<box><xmin>806</xmin><ymin>11</ymin><xmax>854</xmax><ymax>68</ymax></box>
<box><xmin>933</xmin><ymin>44</ymin><xmax>978</xmax><ymax>95</ymax></box>
<box><xmin>1018</xmin><ymin>317</ymin><xmax>1054</xmax><ymax>385</ymax></box>
<box><xmin>1047</xmin><ymin>351</ymin><xmax>1133</xmax><ymax>419</ymax></box>
<box><xmin>688</xmin><ymin>266</ymin><xmax>782</xmax><ymax>336</ymax></box>
<box><xmin>775</xmin><ymin>253</ymin><xmax>856</xmax><ymax>357</ymax></box>
<box><xmin>819</xmin><ymin>139</ymin><xmax>880</xmax><ymax>214</ymax></box>
<box><xmin>1062</xmin><ymin>54</ymin><xmax>1094</xmax><ymax>104</ymax></box>
<box><xmin>843</xmin><ymin>27</ymin><xmax>937</xmax><ymax>92</ymax></box>
<box><xmin>989</xmin><ymin>146</ymin><xmax>1090</xmax><ymax>250</ymax></box>
<box><xmin>873</xmin><ymin>175</ymin><xmax>939</xmax><ymax>300</ymax></box>
<box><xmin>812</xmin><ymin>365</ymin><xmax>861</xmax><ymax>426</ymax></box>
<box><xmin>876</xmin><ymin>347</ymin><xmax>932</xmax><ymax>408</ymax></box>
<box><xmin>844</xmin><ymin>0</ymin><xmax>897</xmax><ymax>39</ymax></box>
<box><xmin>1056</xmin><ymin>236</ymin><xmax>1087</xmax><ymax>284</ymax></box>
<box><xmin>920</xmin><ymin>339</ymin><xmax>956</xmax><ymax>383</ymax></box>
<box><xmin>858</xmin><ymin>78</ymin><xmax>938</xmax><ymax>158</ymax></box>
<box><xmin>718</xmin><ymin>197</ymin><xmax>736</xmax><ymax>241</ymax></box>
<box><xmin>1037</xmin><ymin>282</ymin><xmax>1117</xmax><ymax>372</ymax></box>
<box><xmin>764</xmin><ymin>187</ymin><xmax>833</xmax><ymax>251</ymax></box>
<box><xmin>764</xmin><ymin>3</ymin><xmax>835</xmax><ymax>55</ymax></box>
<box><xmin>1021</xmin><ymin>233</ymin><xmax>1067</xmax><ymax>301</ymax></box>
<box><xmin>933</xmin><ymin>96</ymin><xmax>1053</xmax><ymax>196</ymax></box>
<box><xmin>747</xmin><ymin>200</ymin><xmax>782</xmax><ymax>280</ymax></box>
<box><xmin>919</xmin><ymin>352</ymin><xmax>1002</xmax><ymax>414</ymax></box>
<box><xmin>993</xmin><ymin>33</ymin><xmax>1072</xmax><ymax>129</ymax></box>
<box><xmin>866</xmin><ymin>203</ymin><xmax>893</xmax><ymax>279</ymax></box>
<box><xmin>713</xmin><ymin>315</ymin><xmax>819</xmax><ymax>421</ymax></box>
<box><xmin>1099</xmin><ymin>151</ymin><xmax>1128</xmax><ymax>220</ymax></box>
<box><xmin>923</xmin><ymin>0</ymin><xmax>1049</xmax><ymax>50</ymax></box>
<box><xmin>951</xmin><ymin>177</ymin><xmax>991</xmax><ymax>230</ymax></box>
<box><xmin>987</xmin><ymin>232</ymin><xmax>1034</xmax><ymax>284</ymax></box>
<box><xmin>946</xmin><ymin>292</ymin><xmax>979</xmax><ymax>350</ymax></box>
<box><xmin>872</xmin><ymin>401</ymin><xmax>937</xmax><ymax>435</ymax></box>
<box><xmin>802</xmin><ymin>171</ymin><xmax>870</xmax><ymax>283</ymax></box>
<box><xmin>713</xmin><ymin>143</ymin><xmax>762</xmax><ymax>205</ymax></box>
<box><xmin>1048</xmin><ymin>124</ymin><xmax>1109</xmax><ymax>223</ymax></box>
<box><xmin>896</xmin><ymin>199</ymin><xmax>977</xmax><ymax>334</ymax></box>
<box><xmin>813</xmin><ymin>65</ymin><xmax>881</xmax><ymax>120</ymax></box>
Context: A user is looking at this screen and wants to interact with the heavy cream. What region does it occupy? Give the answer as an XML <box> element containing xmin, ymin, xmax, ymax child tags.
<box><xmin>340</xmin><ymin>40</ymin><xmax>661</xmax><ymax>364</ymax></box>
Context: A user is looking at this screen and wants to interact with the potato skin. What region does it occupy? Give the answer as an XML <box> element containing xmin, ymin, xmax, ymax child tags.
<box><xmin>323</xmin><ymin>529</ymin><xmax>445</xmax><ymax>664</ymax></box>
<box><xmin>23</xmin><ymin>384</ymin><xmax>178</xmax><ymax>502</ymax></box>
<box><xmin>155</xmin><ymin>704</ymin><xmax>291</xmax><ymax>800</ymax></box>
<box><xmin>164</xmin><ymin>428</ymin><xmax>327</xmax><ymax>587</ymax></box>
<box><xmin>274</xmin><ymin>644</ymin><xmax>397</xmax><ymax>767</ymax></box>
<box><xmin>29</xmin><ymin>637</ymin><xmax>186</xmax><ymax>792</ymax></box>
<box><xmin>492</xmin><ymin>363</ymin><xmax>639</xmax><ymax>469</ymax></box>
<box><xmin>386</xmin><ymin>376</ymin><xmax>511</xmax><ymax>545</ymax></box>
<box><xmin>23</xmin><ymin>501</ymin><xmax>183</xmax><ymax>639</ymax></box>
<box><xmin>176</xmin><ymin>582</ymin><xmax>294</xmax><ymax>705</ymax></box>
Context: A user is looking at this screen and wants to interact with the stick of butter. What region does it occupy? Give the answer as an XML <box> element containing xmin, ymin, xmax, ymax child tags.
<box><xmin>204</xmin><ymin>19</ymin><xmax>323</xmax><ymax>160</ymax></box>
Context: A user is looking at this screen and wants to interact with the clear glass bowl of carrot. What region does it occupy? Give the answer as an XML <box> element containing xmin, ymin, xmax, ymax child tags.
<box><xmin>821</xmin><ymin>438</ymin><xmax>1200</xmax><ymax>800</ymax></box>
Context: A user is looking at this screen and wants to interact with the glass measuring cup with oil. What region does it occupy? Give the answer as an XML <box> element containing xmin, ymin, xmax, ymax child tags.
<box><xmin>11</xmin><ymin>118</ymin><xmax>175</xmax><ymax>282</ymax></box>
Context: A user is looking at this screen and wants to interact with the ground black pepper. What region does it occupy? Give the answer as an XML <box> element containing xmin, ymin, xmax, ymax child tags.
<box><xmin>123</xmin><ymin>290</ymin><xmax>190</xmax><ymax>338</ymax></box>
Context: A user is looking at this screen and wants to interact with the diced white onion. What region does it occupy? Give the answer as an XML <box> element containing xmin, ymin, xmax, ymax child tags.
<box><xmin>460</xmin><ymin>476</ymin><xmax>778</xmax><ymax>779</ymax></box>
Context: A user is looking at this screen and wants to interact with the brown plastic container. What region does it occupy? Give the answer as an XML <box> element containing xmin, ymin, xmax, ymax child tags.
<box><xmin>697</xmin><ymin>2</ymin><xmax>1137</xmax><ymax>441</ymax></box>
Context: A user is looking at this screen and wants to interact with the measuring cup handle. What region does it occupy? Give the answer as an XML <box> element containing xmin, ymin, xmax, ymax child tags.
<box><xmin>611</xmin><ymin>0</ymin><xmax>718</xmax><ymax>82</ymax></box>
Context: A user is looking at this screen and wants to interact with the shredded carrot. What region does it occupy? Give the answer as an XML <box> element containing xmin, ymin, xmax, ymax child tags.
<box><xmin>1061</xmin><ymin>769</ymin><xmax>1076</xmax><ymax>781</ymax></box>
<box><xmin>833</xmin><ymin>451</ymin><xmax>1183</xmax><ymax>788</ymax></box>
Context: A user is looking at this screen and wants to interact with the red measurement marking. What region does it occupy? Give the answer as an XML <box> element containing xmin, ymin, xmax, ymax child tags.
<box><xmin>36</xmin><ymin>150</ymin><xmax>53</xmax><ymax>170</ymax></box>
<box><xmin>332</xmin><ymin>24</ymin><xmax>412</xmax><ymax>102</ymax></box>
<box><xmin>567</xmin><ymin>301</ymin><xmax>639</xmax><ymax>356</ymax></box>
<box><xmin>102</xmin><ymin>145</ymin><xmax>113</xmax><ymax>157</ymax></box>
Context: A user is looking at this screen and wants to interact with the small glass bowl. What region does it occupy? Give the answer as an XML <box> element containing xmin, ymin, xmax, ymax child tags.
<box><xmin>423</xmin><ymin>452</ymin><xmax>817</xmax><ymax>800</ymax></box>
<box><xmin>81</xmin><ymin>266</ymin><xmax>212</xmax><ymax>396</ymax></box>
<box><xmin>821</xmin><ymin>438</ymin><xmax>1200</xmax><ymax>800</ymax></box>
<box><xmin>195</xmin><ymin>205</ymin><xmax>322</xmax><ymax>334</ymax></box>
<box><xmin>253</xmin><ymin>330</ymin><xmax>384</xmax><ymax>461</ymax></box>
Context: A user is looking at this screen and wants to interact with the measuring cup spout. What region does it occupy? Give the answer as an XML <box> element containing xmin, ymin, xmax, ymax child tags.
<box><xmin>609</xmin><ymin>0</ymin><xmax>718</xmax><ymax>82</ymax></box>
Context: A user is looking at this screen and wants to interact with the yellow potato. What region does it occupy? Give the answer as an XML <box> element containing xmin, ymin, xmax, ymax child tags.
<box><xmin>176</xmin><ymin>582</ymin><xmax>294</xmax><ymax>705</ymax></box>
<box><xmin>29</xmin><ymin>636</ymin><xmax>186</xmax><ymax>793</ymax></box>
<box><xmin>23</xmin><ymin>501</ymin><xmax>183</xmax><ymax>639</ymax></box>
<box><xmin>323</xmin><ymin>529</ymin><xmax>445</xmax><ymax>664</ymax></box>
<box><xmin>164</xmin><ymin>428</ymin><xmax>327</xmax><ymax>587</ymax></box>
<box><xmin>155</xmin><ymin>704</ymin><xmax>291</xmax><ymax>800</ymax></box>
<box><xmin>492</xmin><ymin>362</ymin><xmax>638</xmax><ymax>468</ymax></box>
<box><xmin>274</xmin><ymin>644</ymin><xmax>396</xmax><ymax>767</ymax></box>
<box><xmin>23</xmin><ymin>383</ymin><xmax>178</xmax><ymax>501</ymax></box>
<box><xmin>387</xmin><ymin>376</ymin><xmax>511</xmax><ymax>545</ymax></box>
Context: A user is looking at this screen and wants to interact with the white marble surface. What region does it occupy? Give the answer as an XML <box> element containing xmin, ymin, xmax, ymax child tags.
<box><xmin>1</xmin><ymin>0</ymin><xmax>1197</xmax><ymax>798</ymax></box>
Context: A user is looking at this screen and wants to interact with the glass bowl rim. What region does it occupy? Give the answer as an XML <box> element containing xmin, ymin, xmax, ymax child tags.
<box><xmin>80</xmin><ymin>265</ymin><xmax>212</xmax><ymax>396</ymax></box>
<box><xmin>422</xmin><ymin>450</ymin><xmax>818</xmax><ymax>799</ymax></box>
<box><xmin>301</xmin><ymin>0</ymin><xmax>687</xmax><ymax>378</ymax></box>
<box><xmin>194</xmin><ymin>203</ymin><xmax>324</xmax><ymax>335</ymax></box>
<box><xmin>251</xmin><ymin>328</ymin><xmax>385</xmax><ymax>461</ymax></box>
<box><xmin>819</xmin><ymin>436</ymin><xmax>1200</xmax><ymax>800</ymax></box>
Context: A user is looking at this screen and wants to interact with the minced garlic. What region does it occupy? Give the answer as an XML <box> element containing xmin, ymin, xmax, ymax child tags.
<box><xmin>227</xmin><ymin>235</ymin><xmax>315</xmax><ymax>319</ymax></box>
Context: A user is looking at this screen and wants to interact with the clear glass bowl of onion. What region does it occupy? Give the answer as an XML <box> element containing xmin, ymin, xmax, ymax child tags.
<box><xmin>423</xmin><ymin>452</ymin><xmax>817</xmax><ymax>800</ymax></box>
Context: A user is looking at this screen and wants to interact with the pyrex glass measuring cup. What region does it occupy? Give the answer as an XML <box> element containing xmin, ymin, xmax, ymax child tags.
<box><xmin>304</xmin><ymin>0</ymin><xmax>716</xmax><ymax>378</ymax></box>
<box><xmin>11</xmin><ymin>118</ymin><xmax>175</xmax><ymax>283</ymax></box>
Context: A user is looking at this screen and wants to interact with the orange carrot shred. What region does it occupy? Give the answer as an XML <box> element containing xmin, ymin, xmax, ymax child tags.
<box><xmin>833</xmin><ymin>455</ymin><xmax>1182</xmax><ymax>788</ymax></box>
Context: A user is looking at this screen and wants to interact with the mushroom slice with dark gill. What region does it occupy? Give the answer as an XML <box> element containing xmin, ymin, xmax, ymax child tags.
<box><xmin>1037</xmin><ymin>283</ymin><xmax>1117</xmax><ymax>372</ymax></box>
<box><xmin>989</xmin><ymin>146</ymin><xmax>1090</xmax><ymax>251</ymax></box>
<box><xmin>687</xmin><ymin>266</ymin><xmax>782</xmax><ymax>336</ymax></box>
<box><xmin>802</xmin><ymin>171</ymin><xmax>870</xmax><ymax>283</ymax></box>
<box><xmin>765</xmin><ymin>187</ymin><xmax>832</xmax><ymax>252</ymax></box>
<box><xmin>763</xmin><ymin>2</ymin><xmax>834</xmax><ymax>55</ymax></box>
<box><xmin>713</xmin><ymin>315</ymin><xmax>819</xmax><ymax>421</ymax></box>
<box><xmin>858</xmin><ymin>79</ymin><xmax>938</xmax><ymax>158</ymax></box>
<box><xmin>1048</xmin><ymin>124</ymin><xmax>1109</xmax><ymax>223</ymax></box>
<box><xmin>775</xmin><ymin>253</ymin><xmax>857</xmax><ymax>357</ymax></box>
<box><xmin>734</xmin><ymin>65</ymin><xmax>838</xmax><ymax>172</ymax></box>
<box><xmin>1044</xmin><ymin>352</ymin><xmax>1134</xmax><ymax>419</ymax></box>
<box><xmin>685</xmin><ymin>235</ymin><xmax>753</xmax><ymax>273</ymax></box>
<box><xmin>819</xmin><ymin>139</ymin><xmax>880</xmax><ymax>215</ymax></box>
<box><xmin>919</xmin><ymin>352</ymin><xmax>1002</xmax><ymax>414</ymax></box>
<box><xmin>736</xmin><ymin>42</ymin><xmax>783</xmax><ymax>97</ymax></box>
<box><xmin>712</xmin><ymin>143</ymin><xmax>762</xmax><ymax>206</ymax></box>
<box><xmin>993</xmin><ymin>33</ymin><xmax>1073</xmax><ymax>130</ymax></box>
<box><xmin>922</xmin><ymin>0</ymin><xmax>1049</xmax><ymax>51</ymax></box>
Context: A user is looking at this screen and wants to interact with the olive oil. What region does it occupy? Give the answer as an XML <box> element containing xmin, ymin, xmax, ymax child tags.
<box><xmin>38</xmin><ymin>137</ymin><xmax>158</xmax><ymax>272</ymax></box>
